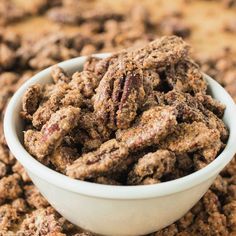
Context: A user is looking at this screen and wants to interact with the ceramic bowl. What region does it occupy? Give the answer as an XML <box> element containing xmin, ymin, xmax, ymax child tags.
<box><xmin>4</xmin><ymin>54</ymin><xmax>236</xmax><ymax>236</ymax></box>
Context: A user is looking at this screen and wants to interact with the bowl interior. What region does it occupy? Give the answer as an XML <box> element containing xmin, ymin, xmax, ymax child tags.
<box><xmin>4</xmin><ymin>54</ymin><xmax>236</xmax><ymax>199</ymax></box>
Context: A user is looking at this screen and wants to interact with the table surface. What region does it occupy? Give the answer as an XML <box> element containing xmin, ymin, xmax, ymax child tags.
<box><xmin>7</xmin><ymin>0</ymin><xmax>236</xmax><ymax>57</ymax></box>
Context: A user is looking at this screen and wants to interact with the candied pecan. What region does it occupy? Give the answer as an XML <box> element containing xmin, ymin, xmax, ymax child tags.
<box><xmin>175</xmin><ymin>154</ymin><xmax>192</xmax><ymax>171</ymax></box>
<box><xmin>24</xmin><ymin>185</ymin><xmax>49</xmax><ymax>209</ymax></box>
<box><xmin>201</xmin><ymin>140</ymin><xmax>222</xmax><ymax>163</ymax></box>
<box><xmin>190</xmin><ymin>201</ymin><xmax>228</xmax><ymax>235</ymax></box>
<box><xmin>193</xmin><ymin>153</ymin><xmax>208</xmax><ymax>170</ymax></box>
<box><xmin>93</xmin><ymin>53</ymin><xmax>121</xmax><ymax>78</ymax></box>
<box><xmin>0</xmin><ymin>29</ymin><xmax>20</xmax><ymax>49</ymax></box>
<box><xmin>28</xmin><ymin>44</ymin><xmax>78</xmax><ymax>70</ymax></box>
<box><xmin>176</xmin><ymin>101</ymin><xmax>206</xmax><ymax>124</ymax></box>
<box><xmin>165</xmin><ymin>58</ymin><xmax>207</xmax><ymax>94</ymax></box>
<box><xmin>94</xmin><ymin>56</ymin><xmax>146</xmax><ymax>129</ymax></box>
<box><xmin>207</xmin><ymin>212</ymin><xmax>228</xmax><ymax>235</ymax></box>
<box><xmin>143</xmin><ymin>69</ymin><xmax>161</xmax><ymax>92</ymax></box>
<box><xmin>211</xmin><ymin>176</ymin><xmax>228</xmax><ymax>196</ymax></box>
<box><xmin>50</xmin><ymin>145</ymin><xmax>78</xmax><ymax>173</ymax></box>
<box><xmin>160</xmin><ymin>122</ymin><xmax>221</xmax><ymax>157</ymax></box>
<box><xmin>65</xmin><ymin>128</ymin><xmax>102</xmax><ymax>152</ymax></box>
<box><xmin>177</xmin><ymin>212</ymin><xmax>194</xmax><ymax>230</ymax></box>
<box><xmin>12</xmin><ymin>161</ymin><xmax>30</xmax><ymax>182</ymax></box>
<box><xmin>116</xmin><ymin>106</ymin><xmax>177</xmax><ymax>151</ymax></box>
<box><xmin>62</xmin><ymin>89</ymin><xmax>83</xmax><ymax>108</ymax></box>
<box><xmin>65</xmin><ymin>110</ymin><xmax>111</xmax><ymax>152</ymax></box>
<box><xmin>0</xmin><ymin>144</ymin><xmax>14</xmax><ymax>164</ymax></box>
<box><xmin>21</xmin><ymin>84</ymin><xmax>42</xmax><ymax>120</ymax></box>
<box><xmin>195</xmin><ymin>93</ymin><xmax>226</xmax><ymax>118</ymax></box>
<box><xmin>204</xmin><ymin>109</ymin><xmax>229</xmax><ymax>142</ymax></box>
<box><xmin>164</xmin><ymin>91</ymin><xmax>228</xmax><ymax>142</ymax></box>
<box><xmin>51</xmin><ymin>65</ymin><xmax>71</xmax><ymax>83</ymax></box>
<box><xmin>17</xmin><ymin>207</ymin><xmax>64</xmax><ymax>235</ymax></box>
<box><xmin>0</xmin><ymin>174</ymin><xmax>22</xmax><ymax>204</ymax></box>
<box><xmin>24</xmin><ymin>106</ymin><xmax>80</xmax><ymax>161</ymax></box>
<box><xmin>0</xmin><ymin>204</ymin><xmax>19</xmax><ymax>231</ymax></box>
<box><xmin>164</xmin><ymin>91</ymin><xmax>207</xmax><ymax>123</ymax></box>
<box><xmin>83</xmin><ymin>56</ymin><xmax>102</xmax><ymax>73</ymax></box>
<box><xmin>223</xmin><ymin>201</ymin><xmax>236</xmax><ymax>231</ymax></box>
<box><xmin>191</xmin><ymin>199</ymin><xmax>204</xmax><ymax>215</ymax></box>
<box><xmin>130</xmin><ymin>36</ymin><xmax>190</xmax><ymax>70</ymax></box>
<box><xmin>16</xmin><ymin>33</ymin><xmax>73</xmax><ymax>69</ymax></box>
<box><xmin>226</xmin><ymin>184</ymin><xmax>236</xmax><ymax>203</ymax></box>
<box><xmin>32</xmin><ymin>83</ymin><xmax>69</xmax><ymax>129</ymax></box>
<box><xmin>77</xmin><ymin>111</ymin><xmax>111</xmax><ymax>144</ymax></box>
<box><xmin>70</xmin><ymin>70</ymin><xmax>100</xmax><ymax>98</ymax></box>
<box><xmin>203</xmin><ymin>190</ymin><xmax>221</xmax><ymax>214</ymax></box>
<box><xmin>141</xmin><ymin>91</ymin><xmax>166</xmax><ymax>111</ymax></box>
<box><xmin>12</xmin><ymin>198</ymin><xmax>28</xmax><ymax>213</ymax></box>
<box><xmin>66</xmin><ymin>139</ymin><xmax>129</xmax><ymax>180</ymax></box>
<box><xmin>127</xmin><ymin>150</ymin><xmax>176</xmax><ymax>185</ymax></box>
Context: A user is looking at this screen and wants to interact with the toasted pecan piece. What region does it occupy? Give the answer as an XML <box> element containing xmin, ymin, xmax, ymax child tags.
<box><xmin>66</xmin><ymin>139</ymin><xmax>129</xmax><ymax>180</ymax></box>
<box><xmin>21</xmin><ymin>84</ymin><xmax>42</xmax><ymax>120</ymax></box>
<box><xmin>32</xmin><ymin>83</ymin><xmax>69</xmax><ymax>129</ymax></box>
<box><xmin>160</xmin><ymin>122</ymin><xmax>221</xmax><ymax>159</ymax></box>
<box><xmin>116</xmin><ymin>106</ymin><xmax>178</xmax><ymax>151</ymax></box>
<box><xmin>24</xmin><ymin>106</ymin><xmax>80</xmax><ymax>161</ymax></box>
<box><xmin>130</xmin><ymin>35</ymin><xmax>190</xmax><ymax>69</ymax></box>
<box><xmin>50</xmin><ymin>145</ymin><xmax>78</xmax><ymax>173</ymax></box>
<box><xmin>0</xmin><ymin>174</ymin><xmax>22</xmax><ymax>205</ymax></box>
<box><xmin>51</xmin><ymin>65</ymin><xmax>71</xmax><ymax>83</ymax></box>
<box><xmin>17</xmin><ymin>207</ymin><xmax>63</xmax><ymax>235</ymax></box>
<box><xmin>165</xmin><ymin>58</ymin><xmax>207</xmax><ymax>94</ymax></box>
<box><xmin>127</xmin><ymin>150</ymin><xmax>176</xmax><ymax>185</ymax></box>
<box><xmin>195</xmin><ymin>93</ymin><xmax>226</xmax><ymax>118</ymax></box>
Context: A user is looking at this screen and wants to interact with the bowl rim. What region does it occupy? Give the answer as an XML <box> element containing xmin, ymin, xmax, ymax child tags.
<box><xmin>4</xmin><ymin>53</ymin><xmax>236</xmax><ymax>200</ymax></box>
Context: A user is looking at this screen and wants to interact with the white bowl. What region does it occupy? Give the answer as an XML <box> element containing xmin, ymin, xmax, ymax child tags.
<box><xmin>4</xmin><ymin>53</ymin><xmax>236</xmax><ymax>236</ymax></box>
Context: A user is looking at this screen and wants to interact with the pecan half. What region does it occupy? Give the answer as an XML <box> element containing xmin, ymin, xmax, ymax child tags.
<box><xmin>66</xmin><ymin>139</ymin><xmax>129</xmax><ymax>180</ymax></box>
<box><xmin>94</xmin><ymin>56</ymin><xmax>146</xmax><ymax>130</ymax></box>
<box><xmin>127</xmin><ymin>150</ymin><xmax>176</xmax><ymax>185</ymax></box>
<box><xmin>116</xmin><ymin>106</ymin><xmax>178</xmax><ymax>151</ymax></box>
<box><xmin>24</xmin><ymin>106</ymin><xmax>80</xmax><ymax>162</ymax></box>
